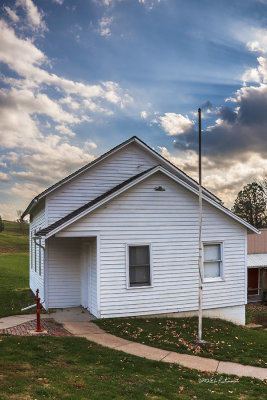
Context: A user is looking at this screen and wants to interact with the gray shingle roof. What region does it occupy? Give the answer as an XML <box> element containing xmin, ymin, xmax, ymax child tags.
<box><xmin>35</xmin><ymin>166</ymin><xmax>157</xmax><ymax>237</ymax></box>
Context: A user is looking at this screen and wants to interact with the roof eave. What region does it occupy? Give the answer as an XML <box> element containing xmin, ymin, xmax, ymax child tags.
<box><xmin>36</xmin><ymin>165</ymin><xmax>259</xmax><ymax>238</ymax></box>
<box><xmin>21</xmin><ymin>198</ymin><xmax>39</xmax><ymax>219</ymax></box>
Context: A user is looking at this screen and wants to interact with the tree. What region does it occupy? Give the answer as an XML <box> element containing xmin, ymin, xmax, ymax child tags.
<box><xmin>232</xmin><ymin>182</ymin><xmax>267</xmax><ymax>228</ymax></box>
<box><xmin>16</xmin><ymin>210</ymin><xmax>26</xmax><ymax>235</ymax></box>
<box><xmin>0</xmin><ymin>216</ymin><xmax>4</xmax><ymax>232</ymax></box>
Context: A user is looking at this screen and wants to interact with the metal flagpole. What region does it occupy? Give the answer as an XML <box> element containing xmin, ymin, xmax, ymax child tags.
<box><xmin>198</xmin><ymin>108</ymin><xmax>203</xmax><ymax>340</ymax></box>
<box><xmin>198</xmin><ymin>107</ymin><xmax>203</xmax><ymax>341</ymax></box>
<box><xmin>191</xmin><ymin>108</ymin><xmax>209</xmax><ymax>347</ymax></box>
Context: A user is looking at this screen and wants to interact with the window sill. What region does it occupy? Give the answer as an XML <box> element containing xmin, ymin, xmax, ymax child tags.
<box><xmin>203</xmin><ymin>277</ymin><xmax>225</xmax><ymax>283</ymax></box>
<box><xmin>126</xmin><ymin>285</ymin><xmax>154</xmax><ymax>290</ymax></box>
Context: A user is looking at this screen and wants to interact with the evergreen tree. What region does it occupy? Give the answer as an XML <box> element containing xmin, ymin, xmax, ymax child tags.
<box><xmin>232</xmin><ymin>182</ymin><xmax>267</xmax><ymax>228</ymax></box>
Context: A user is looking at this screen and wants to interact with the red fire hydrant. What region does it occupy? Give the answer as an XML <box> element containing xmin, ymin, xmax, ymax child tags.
<box><xmin>36</xmin><ymin>289</ymin><xmax>43</xmax><ymax>332</ymax></box>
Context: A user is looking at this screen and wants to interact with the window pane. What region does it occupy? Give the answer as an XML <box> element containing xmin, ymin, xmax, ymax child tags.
<box><xmin>130</xmin><ymin>266</ymin><xmax>150</xmax><ymax>286</ymax></box>
<box><xmin>204</xmin><ymin>262</ymin><xmax>220</xmax><ymax>278</ymax></box>
<box><xmin>204</xmin><ymin>244</ymin><xmax>220</xmax><ymax>261</ymax></box>
<box><xmin>129</xmin><ymin>246</ymin><xmax>149</xmax><ymax>266</ymax></box>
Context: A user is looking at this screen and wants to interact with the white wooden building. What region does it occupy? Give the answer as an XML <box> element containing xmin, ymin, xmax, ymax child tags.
<box><xmin>22</xmin><ymin>136</ymin><xmax>259</xmax><ymax>324</ymax></box>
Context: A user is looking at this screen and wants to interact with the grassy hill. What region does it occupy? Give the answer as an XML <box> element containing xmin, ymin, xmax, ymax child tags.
<box><xmin>0</xmin><ymin>220</ymin><xmax>33</xmax><ymax>317</ymax></box>
<box><xmin>0</xmin><ymin>220</ymin><xmax>29</xmax><ymax>254</ymax></box>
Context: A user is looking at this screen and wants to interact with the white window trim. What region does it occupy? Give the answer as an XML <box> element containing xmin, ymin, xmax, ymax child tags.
<box><xmin>203</xmin><ymin>241</ymin><xmax>224</xmax><ymax>283</ymax></box>
<box><xmin>126</xmin><ymin>242</ymin><xmax>153</xmax><ymax>289</ymax></box>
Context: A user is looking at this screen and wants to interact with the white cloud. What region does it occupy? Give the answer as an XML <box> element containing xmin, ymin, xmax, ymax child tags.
<box><xmin>4</xmin><ymin>6</ymin><xmax>20</xmax><ymax>23</ymax></box>
<box><xmin>98</xmin><ymin>16</ymin><xmax>113</xmax><ymax>37</ymax></box>
<box><xmin>158</xmin><ymin>37</ymin><xmax>267</xmax><ymax>208</ymax></box>
<box><xmin>0</xmin><ymin>15</ymin><xmax>135</xmax><ymax>219</ymax></box>
<box><xmin>247</xmin><ymin>40</ymin><xmax>266</xmax><ymax>54</ymax></box>
<box><xmin>243</xmin><ymin>32</ymin><xmax>267</xmax><ymax>84</ymax></box>
<box><xmin>15</xmin><ymin>0</ymin><xmax>47</xmax><ymax>32</ymax></box>
<box><xmin>0</xmin><ymin>20</ymin><xmax>131</xmax><ymax>109</ymax></box>
<box><xmin>158</xmin><ymin>146</ymin><xmax>267</xmax><ymax>208</ymax></box>
<box><xmin>242</xmin><ymin>67</ymin><xmax>261</xmax><ymax>84</ymax></box>
<box><xmin>60</xmin><ymin>96</ymin><xmax>80</xmax><ymax>110</ymax></box>
<box><xmin>141</xmin><ymin>110</ymin><xmax>148</xmax><ymax>119</ymax></box>
<box><xmin>93</xmin><ymin>0</ymin><xmax>113</xmax><ymax>6</ymax></box>
<box><xmin>53</xmin><ymin>0</ymin><xmax>64</xmax><ymax>4</ymax></box>
<box><xmin>55</xmin><ymin>124</ymin><xmax>76</xmax><ymax>137</ymax></box>
<box><xmin>85</xmin><ymin>140</ymin><xmax>98</xmax><ymax>149</ymax></box>
<box><xmin>242</xmin><ymin>56</ymin><xmax>267</xmax><ymax>84</ymax></box>
<box><xmin>138</xmin><ymin>0</ymin><xmax>161</xmax><ymax>10</ymax></box>
<box><xmin>0</xmin><ymin>171</ymin><xmax>9</xmax><ymax>182</ymax></box>
<box><xmin>83</xmin><ymin>99</ymin><xmax>114</xmax><ymax>115</ymax></box>
<box><xmin>159</xmin><ymin>113</ymin><xmax>195</xmax><ymax>136</ymax></box>
<box><xmin>245</xmin><ymin>27</ymin><xmax>267</xmax><ymax>54</ymax></box>
<box><xmin>158</xmin><ymin>146</ymin><xmax>198</xmax><ymax>174</ymax></box>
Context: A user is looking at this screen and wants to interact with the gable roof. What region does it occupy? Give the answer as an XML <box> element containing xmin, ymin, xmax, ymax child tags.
<box><xmin>35</xmin><ymin>165</ymin><xmax>259</xmax><ymax>238</ymax></box>
<box><xmin>22</xmin><ymin>136</ymin><xmax>221</xmax><ymax>219</ymax></box>
<box><xmin>35</xmin><ymin>166</ymin><xmax>157</xmax><ymax>237</ymax></box>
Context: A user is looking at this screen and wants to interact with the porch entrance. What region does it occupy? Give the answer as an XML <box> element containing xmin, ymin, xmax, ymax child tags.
<box><xmin>46</xmin><ymin>235</ymin><xmax>97</xmax><ymax>316</ymax></box>
<box><xmin>248</xmin><ymin>268</ymin><xmax>259</xmax><ymax>296</ymax></box>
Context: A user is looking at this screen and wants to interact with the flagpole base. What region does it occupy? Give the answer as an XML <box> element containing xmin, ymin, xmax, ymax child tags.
<box><xmin>191</xmin><ymin>339</ymin><xmax>211</xmax><ymax>347</ymax></box>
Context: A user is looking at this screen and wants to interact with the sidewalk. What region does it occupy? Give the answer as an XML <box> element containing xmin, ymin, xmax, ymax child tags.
<box><xmin>1</xmin><ymin>313</ymin><xmax>266</xmax><ymax>381</ymax></box>
<box><xmin>63</xmin><ymin>321</ymin><xmax>267</xmax><ymax>381</ymax></box>
<box><xmin>0</xmin><ymin>313</ymin><xmax>51</xmax><ymax>329</ymax></box>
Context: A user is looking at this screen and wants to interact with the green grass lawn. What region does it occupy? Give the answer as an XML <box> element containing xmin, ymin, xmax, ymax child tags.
<box><xmin>0</xmin><ymin>253</ymin><xmax>34</xmax><ymax>318</ymax></box>
<box><xmin>0</xmin><ymin>336</ymin><xmax>266</xmax><ymax>400</ymax></box>
<box><xmin>94</xmin><ymin>317</ymin><xmax>267</xmax><ymax>368</ymax></box>
<box><xmin>0</xmin><ymin>219</ymin><xmax>266</xmax><ymax>400</ymax></box>
<box><xmin>0</xmin><ymin>220</ymin><xmax>29</xmax><ymax>253</ymax></box>
<box><xmin>0</xmin><ymin>220</ymin><xmax>33</xmax><ymax>317</ymax></box>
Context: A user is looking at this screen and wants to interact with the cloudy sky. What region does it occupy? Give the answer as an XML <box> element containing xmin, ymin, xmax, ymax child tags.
<box><xmin>1</xmin><ymin>0</ymin><xmax>267</xmax><ymax>220</ymax></box>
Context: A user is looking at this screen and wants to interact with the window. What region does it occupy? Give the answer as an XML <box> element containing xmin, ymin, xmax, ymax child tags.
<box><xmin>128</xmin><ymin>245</ymin><xmax>151</xmax><ymax>287</ymax></box>
<box><xmin>203</xmin><ymin>243</ymin><xmax>223</xmax><ymax>280</ymax></box>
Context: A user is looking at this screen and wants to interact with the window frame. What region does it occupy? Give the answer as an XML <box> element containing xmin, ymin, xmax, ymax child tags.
<box><xmin>202</xmin><ymin>241</ymin><xmax>224</xmax><ymax>282</ymax></box>
<box><xmin>126</xmin><ymin>243</ymin><xmax>153</xmax><ymax>289</ymax></box>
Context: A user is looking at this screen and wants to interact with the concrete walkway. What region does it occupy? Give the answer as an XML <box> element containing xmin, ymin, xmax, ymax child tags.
<box><xmin>0</xmin><ymin>313</ymin><xmax>51</xmax><ymax>329</ymax></box>
<box><xmin>0</xmin><ymin>307</ymin><xmax>94</xmax><ymax>329</ymax></box>
<box><xmin>63</xmin><ymin>321</ymin><xmax>267</xmax><ymax>381</ymax></box>
<box><xmin>1</xmin><ymin>311</ymin><xmax>266</xmax><ymax>381</ymax></box>
<box><xmin>49</xmin><ymin>307</ymin><xmax>96</xmax><ymax>323</ymax></box>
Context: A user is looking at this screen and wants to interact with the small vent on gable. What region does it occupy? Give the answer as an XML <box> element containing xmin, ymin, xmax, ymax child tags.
<box><xmin>154</xmin><ymin>186</ymin><xmax>165</xmax><ymax>191</ymax></box>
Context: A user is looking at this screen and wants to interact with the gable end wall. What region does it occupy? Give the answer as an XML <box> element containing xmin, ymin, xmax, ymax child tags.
<box><xmin>61</xmin><ymin>172</ymin><xmax>247</xmax><ymax>318</ymax></box>
<box><xmin>46</xmin><ymin>143</ymin><xmax>158</xmax><ymax>225</ymax></box>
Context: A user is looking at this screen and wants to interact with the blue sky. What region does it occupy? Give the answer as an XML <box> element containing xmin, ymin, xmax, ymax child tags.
<box><xmin>1</xmin><ymin>0</ymin><xmax>267</xmax><ymax>219</ymax></box>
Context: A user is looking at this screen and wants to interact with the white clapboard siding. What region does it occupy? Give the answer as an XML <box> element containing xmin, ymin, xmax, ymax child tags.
<box><xmin>61</xmin><ymin>171</ymin><xmax>247</xmax><ymax>318</ymax></box>
<box><xmin>47</xmin><ymin>237</ymin><xmax>82</xmax><ymax>308</ymax></box>
<box><xmin>30</xmin><ymin>206</ymin><xmax>46</xmax><ymax>302</ymax></box>
<box><xmin>46</xmin><ymin>143</ymin><xmax>157</xmax><ymax>225</ymax></box>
